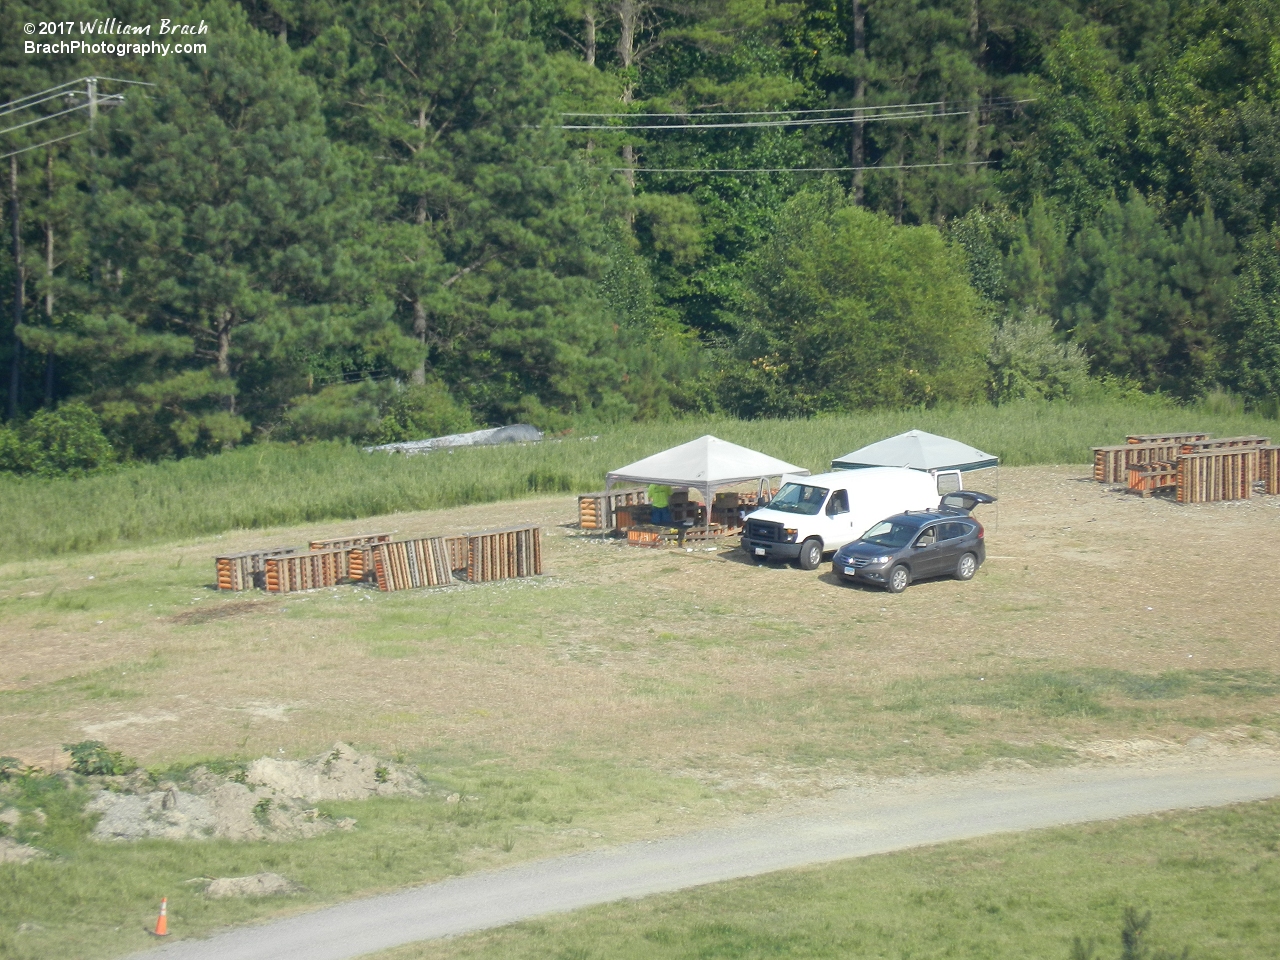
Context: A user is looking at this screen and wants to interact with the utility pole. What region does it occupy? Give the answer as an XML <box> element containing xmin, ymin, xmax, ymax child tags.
<box><xmin>851</xmin><ymin>0</ymin><xmax>866</xmax><ymax>205</ymax></box>
<box><xmin>8</xmin><ymin>154</ymin><xmax>24</xmax><ymax>421</ymax></box>
<box><xmin>44</xmin><ymin>149</ymin><xmax>55</xmax><ymax>406</ymax></box>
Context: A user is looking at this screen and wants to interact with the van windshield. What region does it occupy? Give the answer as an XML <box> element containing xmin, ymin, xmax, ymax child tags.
<box><xmin>767</xmin><ymin>483</ymin><xmax>830</xmax><ymax>516</ymax></box>
<box><xmin>861</xmin><ymin>520</ymin><xmax>920</xmax><ymax>548</ymax></box>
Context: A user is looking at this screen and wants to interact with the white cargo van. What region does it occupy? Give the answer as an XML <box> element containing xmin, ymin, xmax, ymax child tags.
<box><xmin>741</xmin><ymin>468</ymin><xmax>955</xmax><ymax>570</ymax></box>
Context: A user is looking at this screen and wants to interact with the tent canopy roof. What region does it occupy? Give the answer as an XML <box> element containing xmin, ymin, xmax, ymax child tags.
<box><xmin>832</xmin><ymin>429</ymin><xmax>998</xmax><ymax>473</ymax></box>
<box><xmin>607</xmin><ymin>435</ymin><xmax>808</xmax><ymax>490</ymax></box>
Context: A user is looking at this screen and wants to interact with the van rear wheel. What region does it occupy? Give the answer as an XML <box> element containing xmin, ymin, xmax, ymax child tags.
<box><xmin>797</xmin><ymin>538</ymin><xmax>822</xmax><ymax>570</ymax></box>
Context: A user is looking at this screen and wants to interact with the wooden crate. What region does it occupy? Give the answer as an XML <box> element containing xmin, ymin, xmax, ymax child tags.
<box><xmin>215</xmin><ymin>546</ymin><xmax>300</xmax><ymax>591</ymax></box>
<box><xmin>1262</xmin><ymin>446</ymin><xmax>1280</xmax><ymax>495</ymax></box>
<box><xmin>443</xmin><ymin>535</ymin><xmax>469</xmax><ymax>572</ymax></box>
<box><xmin>371</xmin><ymin>537</ymin><xmax>456</xmax><ymax>592</ymax></box>
<box><xmin>1126</xmin><ymin>432</ymin><xmax>1210</xmax><ymax>445</ymax></box>
<box><xmin>1182</xmin><ymin>435</ymin><xmax>1271</xmax><ymax>453</ymax></box>
<box><xmin>626</xmin><ymin>524</ymin><xmax>672</xmax><ymax>547</ymax></box>
<box><xmin>466</xmin><ymin>526</ymin><xmax>542</xmax><ymax>583</ymax></box>
<box><xmin>613</xmin><ymin>503</ymin><xmax>652</xmax><ymax>530</ymax></box>
<box><xmin>1127</xmin><ymin>461</ymin><xmax>1177</xmax><ymax>498</ymax></box>
<box><xmin>1176</xmin><ymin>449</ymin><xmax>1259</xmax><ymax>503</ymax></box>
<box><xmin>577</xmin><ymin>488</ymin><xmax>647</xmax><ymax>530</ymax></box>
<box><xmin>309</xmin><ymin>534</ymin><xmax>391</xmax><ymax>583</ymax></box>
<box><xmin>1092</xmin><ymin>443</ymin><xmax>1179</xmax><ymax>483</ymax></box>
<box><xmin>264</xmin><ymin>548</ymin><xmax>351</xmax><ymax>594</ymax></box>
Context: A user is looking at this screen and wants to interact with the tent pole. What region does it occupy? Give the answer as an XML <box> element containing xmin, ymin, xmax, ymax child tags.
<box><xmin>604</xmin><ymin>476</ymin><xmax>615</xmax><ymax>535</ymax></box>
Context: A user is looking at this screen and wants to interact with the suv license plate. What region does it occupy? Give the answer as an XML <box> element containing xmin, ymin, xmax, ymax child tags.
<box><xmin>844</xmin><ymin>566</ymin><xmax>857</xmax><ymax>575</ymax></box>
<box><xmin>754</xmin><ymin>547</ymin><xmax>765</xmax><ymax>556</ymax></box>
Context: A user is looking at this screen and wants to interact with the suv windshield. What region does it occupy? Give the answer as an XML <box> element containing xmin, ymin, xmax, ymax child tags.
<box><xmin>861</xmin><ymin>519</ymin><xmax>921</xmax><ymax>548</ymax></box>
<box><xmin>767</xmin><ymin>483</ymin><xmax>830</xmax><ymax>516</ymax></box>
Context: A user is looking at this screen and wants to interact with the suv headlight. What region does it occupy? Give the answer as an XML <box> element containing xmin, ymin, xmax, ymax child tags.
<box><xmin>783</xmin><ymin>528</ymin><xmax>798</xmax><ymax>543</ymax></box>
<box><xmin>873</xmin><ymin>555</ymin><xmax>892</xmax><ymax>565</ymax></box>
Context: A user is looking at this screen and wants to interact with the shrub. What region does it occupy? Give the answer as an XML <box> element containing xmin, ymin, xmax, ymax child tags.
<box><xmin>0</xmin><ymin>403</ymin><xmax>116</xmax><ymax>478</ymax></box>
<box><xmin>0</xmin><ymin>756</ymin><xmax>25</xmax><ymax>780</ymax></box>
<box><xmin>988</xmin><ymin>310</ymin><xmax>1091</xmax><ymax>402</ymax></box>
<box><xmin>63</xmin><ymin>740</ymin><xmax>136</xmax><ymax>776</ymax></box>
<box><xmin>377</xmin><ymin>380</ymin><xmax>477</xmax><ymax>443</ymax></box>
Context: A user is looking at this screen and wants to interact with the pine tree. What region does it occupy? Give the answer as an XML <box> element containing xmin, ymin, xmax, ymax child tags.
<box><xmin>83</xmin><ymin>0</ymin><xmax>353</xmax><ymax>456</ymax></box>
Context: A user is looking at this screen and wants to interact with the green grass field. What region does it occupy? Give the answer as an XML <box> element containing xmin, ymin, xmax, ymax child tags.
<box><xmin>2</xmin><ymin>399</ymin><xmax>1276</xmax><ymax>558</ymax></box>
<box><xmin>376</xmin><ymin>799</ymin><xmax>1280</xmax><ymax>960</ymax></box>
<box><xmin>0</xmin><ymin>757</ymin><xmax>720</xmax><ymax>960</ymax></box>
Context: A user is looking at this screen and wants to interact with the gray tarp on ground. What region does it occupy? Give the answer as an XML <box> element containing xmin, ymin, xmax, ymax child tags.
<box><xmin>606</xmin><ymin>435</ymin><xmax>807</xmax><ymax>526</ymax></box>
<box><xmin>831</xmin><ymin>429</ymin><xmax>998</xmax><ymax>473</ymax></box>
<box><xmin>365</xmin><ymin>424</ymin><xmax>542</xmax><ymax>455</ymax></box>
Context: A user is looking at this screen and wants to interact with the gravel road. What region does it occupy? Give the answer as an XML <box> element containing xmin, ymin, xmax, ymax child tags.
<box><xmin>132</xmin><ymin>757</ymin><xmax>1280</xmax><ymax>960</ymax></box>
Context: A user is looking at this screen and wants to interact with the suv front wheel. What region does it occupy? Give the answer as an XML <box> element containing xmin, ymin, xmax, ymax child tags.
<box><xmin>797</xmin><ymin>538</ymin><xmax>823</xmax><ymax>570</ymax></box>
<box><xmin>886</xmin><ymin>565</ymin><xmax>910</xmax><ymax>593</ymax></box>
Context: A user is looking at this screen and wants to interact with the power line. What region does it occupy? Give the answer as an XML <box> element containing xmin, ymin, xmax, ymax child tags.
<box><xmin>0</xmin><ymin>130</ymin><xmax>87</xmax><ymax>162</ymax></box>
<box><xmin>562</xmin><ymin>97</ymin><xmax>1032</xmax><ymax>119</ymax></box>
<box><xmin>0</xmin><ymin>95</ymin><xmax>123</xmax><ymax>138</ymax></box>
<box><xmin>614</xmin><ymin>160</ymin><xmax>997</xmax><ymax>174</ymax></box>
<box><xmin>563</xmin><ymin>106</ymin><xmax>1001</xmax><ymax>131</ymax></box>
<box><xmin>0</xmin><ymin>76</ymin><xmax>152</xmax><ymax>117</ymax></box>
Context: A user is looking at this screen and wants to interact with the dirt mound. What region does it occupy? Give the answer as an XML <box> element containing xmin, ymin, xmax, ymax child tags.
<box><xmin>245</xmin><ymin>741</ymin><xmax>421</xmax><ymax>801</ymax></box>
<box><xmin>87</xmin><ymin>786</ymin><xmax>216</xmax><ymax>841</ymax></box>
<box><xmin>205</xmin><ymin>873</ymin><xmax>299</xmax><ymax>898</ymax></box>
<box><xmin>0</xmin><ymin>836</ymin><xmax>45</xmax><ymax>863</ymax></box>
<box><xmin>88</xmin><ymin>742</ymin><xmax>418</xmax><ymax>843</ymax></box>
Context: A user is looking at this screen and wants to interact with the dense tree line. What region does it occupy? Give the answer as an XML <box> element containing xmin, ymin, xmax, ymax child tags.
<box><xmin>2</xmin><ymin>0</ymin><xmax>1279</xmax><ymax>467</ymax></box>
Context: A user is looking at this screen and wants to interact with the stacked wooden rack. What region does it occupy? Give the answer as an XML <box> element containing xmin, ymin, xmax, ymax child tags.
<box><xmin>577</xmin><ymin>488</ymin><xmax>647</xmax><ymax>530</ymax></box>
<box><xmin>1090</xmin><ymin>433</ymin><xmax>1276</xmax><ymax>502</ymax></box>
<box><xmin>215</xmin><ymin>526</ymin><xmax>542</xmax><ymax>595</ymax></box>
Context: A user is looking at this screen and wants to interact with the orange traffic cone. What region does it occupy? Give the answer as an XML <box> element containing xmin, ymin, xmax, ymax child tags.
<box><xmin>152</xmin><ymin>897</ymin><xmax>169</xmax><ymax>937</ymax></box>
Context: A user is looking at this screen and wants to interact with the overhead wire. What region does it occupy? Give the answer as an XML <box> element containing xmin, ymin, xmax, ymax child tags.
<box><xmin>563</xmin><ymin>108</ymin><xmax>976</xmax><ymax>130</ymax></box>
<box><xmin>562</xmin><ymin>96</ymin><xmax>1032</xmax><ymax>119</ymax></box>
<box><xmin>615</xmin><ymin>160</ymin><xmax>996</xmax><ymax>174</ymax></box>
<box><xmin>0</xmin><ymin>96</ymin><xmax>123</xmax><ymax>138</ymax></box>
<box><xmin>0</xmin><ymin>130</ymin><xmax>86</xmax><ymax>162</ymax></box>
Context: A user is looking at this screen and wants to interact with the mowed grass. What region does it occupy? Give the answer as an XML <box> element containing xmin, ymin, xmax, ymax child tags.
<box><xmin>3</xmin><ymin>465</ymin><xmax>1279</xmax><ymax>959</ymax></box>
<box><xmin>377</xmin><ymin>799</ymin><xmax>1280</xmax><ymax>960</ymax></box>
<box><xmin>3</xmin><ymin>398</ymin><xmax>1277</xmax><ymax>558</ymax></box>
<box><xmin>0</xmin><ymin>758</ymin><xmax>721</xmax><ymax>960</ymax></box>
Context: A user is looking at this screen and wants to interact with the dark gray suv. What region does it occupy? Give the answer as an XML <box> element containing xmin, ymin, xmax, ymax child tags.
<box><xmin>832</xmin><ymin>492</ymin><xmax>994</xmax><ymax>593</ymax></box>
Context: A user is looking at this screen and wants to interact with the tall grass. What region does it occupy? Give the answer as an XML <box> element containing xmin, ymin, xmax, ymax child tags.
<box><xmin>2</xmin><ymin>398</ymin><xmax>1275</xmax><ymax>558</ymax></box>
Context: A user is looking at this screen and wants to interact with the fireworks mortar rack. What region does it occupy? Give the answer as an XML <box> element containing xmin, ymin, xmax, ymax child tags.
<box><xmin>215</xmin><ymin>527</ymin><xmax>543</xmax><ymax>595</ymax></box>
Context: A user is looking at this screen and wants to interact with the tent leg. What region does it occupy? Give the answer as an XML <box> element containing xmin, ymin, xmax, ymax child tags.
<box><xmin>604</xmin><ymin>478</ymin><xmax>615</xmax><ymax>536</ymax></box>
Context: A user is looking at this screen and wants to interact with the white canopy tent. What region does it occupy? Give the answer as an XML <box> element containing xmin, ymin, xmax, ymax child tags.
<box><xmin>831</xmin><ymin>429</ymin><xmax>998</xmax><ymax>473</ymax></box>
<box><xmin>606</xmin><ymin>435</ymin><xmax>808</xmax><ymax>528</ymax></box>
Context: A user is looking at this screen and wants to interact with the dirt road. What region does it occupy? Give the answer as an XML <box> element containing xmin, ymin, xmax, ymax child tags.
<box><xmin>132</xmin><ymin>757</ymin><xmax>1280</xmax><ymax>960</ymax></box>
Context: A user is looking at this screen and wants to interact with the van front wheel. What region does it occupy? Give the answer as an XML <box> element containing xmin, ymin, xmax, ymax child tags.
<box><xmin>797</xmin><ymin>538</ymin><xmax>823</xmax><ymax>570</ymax></box>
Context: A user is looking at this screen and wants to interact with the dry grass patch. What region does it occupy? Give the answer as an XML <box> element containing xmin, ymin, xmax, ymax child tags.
<box><xmin>2</xmin><ymin>467</ymin><xmax>1279</xmax><ymax>800</ymax></box>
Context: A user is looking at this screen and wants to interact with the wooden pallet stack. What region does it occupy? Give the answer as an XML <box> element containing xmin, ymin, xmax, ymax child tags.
<box><xmin>613</xmin><ymin>502</ymin><xmax>652</xmax><ymax>530</ymax></box>
<box><xmin>215</xmin><ymin>547</ymin><xmax>300</xmax><ymax>591</ymax></box>
<box><xmin>577</xmin><ymin>488</ymin><xmax>647</xmax><ymax>530</ymax></box>
<box><xmin>1093</xmin><ymin>441</ymin><xmax>1188</xmax><ymax>483</ymax></box>
<box><xmin>467</xmin><ymin>525</ymin><xmax>542</xmax><ymax>582</ymax></box>
<box><xmin>1126</xmin><ymin>432</ymin><xmax>1210</xmax><ymax>445</ymax></box>
<box><xmin>371</xmin><ymin>537</ymin><xmax>456</xmax><ymax>591</ymax></box>
<box><xmin>1126</xmin><ymin>462</ymin><xmax>1179</xmax><ymax>498</ymax></box>
<box><xmin>264</xmin><ymin>548</ymin><xmax>352</xmax><ymax>594</ymax></box>
<box><xmin>1176</xmin><ymin>448</ymin><xmax>1259</xmax><ymax>503</ymax></box>
<box><xmin>1182</xmin><ymin>435</ymin><xmax>1271</xmax><ymax>454</ymax></box>
<box><xmin>1262</xmin><ymin>446</ymin><xmax>1280</xmax><ymax>495</ymax></box>
<box><xmin>309</xmin><ymin>533</ymin><xmax>391</xmax><ymax>582</ymax></box>
<box><xmin>626</xmin><ymin>524</ymin><xmax>669</xmax><ymax>547</ymax></box>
